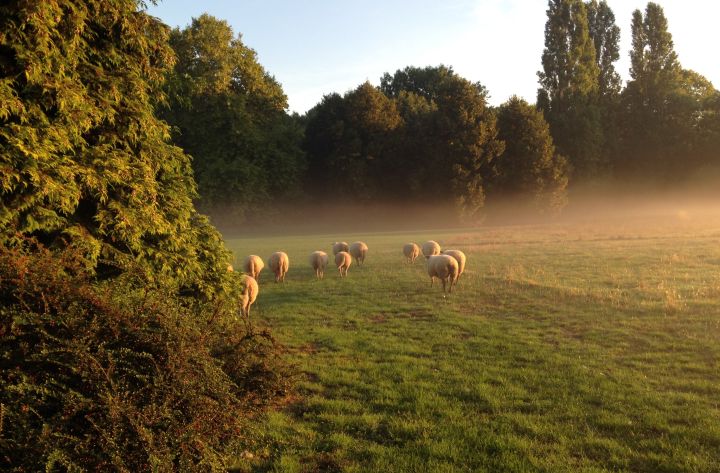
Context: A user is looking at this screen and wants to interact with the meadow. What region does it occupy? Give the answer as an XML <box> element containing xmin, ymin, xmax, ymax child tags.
<box><xmin>225</xmin><ymin>212</ymin><xmax>720</xmax><ymax>472</ymax></box>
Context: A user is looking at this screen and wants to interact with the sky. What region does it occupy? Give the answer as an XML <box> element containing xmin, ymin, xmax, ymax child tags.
<box><xmin>145</xmin><ymin>0</ymin><xmax>720</xmax><ymax>114</ymax></box>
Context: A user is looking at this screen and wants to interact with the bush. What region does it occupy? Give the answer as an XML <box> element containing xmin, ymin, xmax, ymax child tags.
<box><xmin>0</xmin><ymin>241</ymin><xmax>291</xmax><ymax>471</ymax></box>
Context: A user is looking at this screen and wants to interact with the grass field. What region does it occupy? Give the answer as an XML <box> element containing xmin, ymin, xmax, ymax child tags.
<box><xmin>225</xmin><ymin>214</ymin><xmax>720</xmax><ymax>472</ymax></box>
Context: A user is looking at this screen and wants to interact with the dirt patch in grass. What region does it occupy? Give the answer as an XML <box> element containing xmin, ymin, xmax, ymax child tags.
<box><xmin>303</xmin><ymin>371</ymin><xmax>320</xmax><ymax>383</ymax></box>
<box><xmin>293</xmin><ymin>342</ymin><xmax>321</xmax><ymax>354</ymax></box>
<box><xmin>371</xmin><ymin>310</ymin><xmax>434</xmax><ymax>322</ymax></box>
<box><xmin>303</xmin><ymin>452</ymin><xmax>345</xmax><ymax>473</ymax></box>
<box><xmin>407</xmin><ymin>309</ymin><xmax>434</xmax><ymax>320</ymax></box>
<box><xmin>455</xmin><ymin>330</ymin><xmax>473</xmax><ymax>340</ymax></box>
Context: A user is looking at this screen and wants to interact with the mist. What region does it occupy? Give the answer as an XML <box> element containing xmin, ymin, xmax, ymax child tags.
<box><xmin>207</xmin><ymin>171</ymin><xmax>720</xmax><ymax>238</ymax></box>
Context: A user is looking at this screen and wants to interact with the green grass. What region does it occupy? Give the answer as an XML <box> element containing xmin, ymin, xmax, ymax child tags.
<box><xmin>225</xmin><ymin>216</ymin><xmax>720</xmax><ymax>472</ymax></box>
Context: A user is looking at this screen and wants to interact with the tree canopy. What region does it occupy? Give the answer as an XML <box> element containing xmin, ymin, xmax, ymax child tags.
<box><xmin>162</xmin><ymin>14</ymin><xmax>305</xmax><ymax>221</ymax></box>
<box><xmin>619</xmin><ymin>2</ymin><xmax>717</xmax><ymax>178</ymax></box>
<box><xmin>304</xmin><ymin>82</ymin><xmax>401</xmax><ymax>201</ymax></box>
<box><xmin>586</xmin><ymin>0</ymin><xmax>622</xmax><ymax>98</ymax></box>
<box><xmin>492</xmin><ymin>97</ymin><xmax>568</xmax><ymax>212</ymax></box>
<box><xmin>2</xmin><ymin>0</ymin><xmax>720</xmax><ymax>469</ymax></box>
<box><xmin>0</xmin><ymin>0</ymin><xmax>232</xmax><ymax>294</ymax></box>
<box><xmin>302</xmin><ymin>66</ymin><xmax>504</xmax><ymax>218</ymax></box>
<box><xmin>538</xmin><ymin>0</ymin><xmax>604</xmax><ymax>179</ymax></box>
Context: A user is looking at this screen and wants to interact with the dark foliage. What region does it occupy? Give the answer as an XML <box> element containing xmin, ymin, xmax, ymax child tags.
<box><xmin>0</xmin><ymin>242</ymin><xmax>291</xmax><ymax>471</ymax></box>
<box><xmin>0</xmin><ymin>1</ymin><xmax>292</xmax><ymax>470</ymax></box>
<box><xmin>304</xmin><ymin>66</ymin><xmax>503</xmax><ymax>220</ymax></box>
<box><xmin>303</xmin><ymin>83</ymin><xmax>402</xmax><ymax>201</ymax></box>
<box><xmin>617</xmin><ymin>3</ymin><xmax>720</xmax><ymax>180</ymax></box>
<box><xmin>537</xmin><ymin>0</ymin><xmax>604</xmax><ymax>179</ymax></box>
<box><xmin>492</xmin><ymin>97</ymin><xmax>568</xmax><ymax>212</ymax></box>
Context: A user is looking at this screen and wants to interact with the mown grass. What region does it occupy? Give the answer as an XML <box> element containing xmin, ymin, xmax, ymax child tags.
<box><xmin>225</xmin><ymin>215</ymin><xmax>720</xmax><ymax>472</ymax></box>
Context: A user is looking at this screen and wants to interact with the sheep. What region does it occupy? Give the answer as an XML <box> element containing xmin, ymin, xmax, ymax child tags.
<box><xmin>309</xmin><ymin>251</ymin><xmax>329</xmax><ymax>279</ymax></box>
<box><xmin>422</xmin><ymin>240</ymin><xmax>441</xmax><ymax>259</ymax></box>
<box><xmin>427</xmin><ymin>254</ymin><xmax>459</xmax><ymax>293</ymax></box>
<box><xmin>403</xmin><ymin>242</ymin><xmax>421</xmax><ymax>263</ymax></box>
<box><xmin>332</xmin><ymin>241</ymin><xmax>349</xmax><ymax>255</ymax></box>
<box><xmin>349</xmin><ymin>241</ymin><xmax>368</xmax><ymax>265</ymax></box>
<box><xmin>242</xmin><ymin>255</ymin><xmax>264</xmax><ymax>280</ymax></box>
<box><xmin>240</xmin><ymin>275</ymin><xmax>258</xmax><ymax>317</ymax></box>
<box><xmin>335</xmin><ymin>251</ymin><xmax>352</xmax><ymax>277</ymax></box>
<box><xmin>268</xmin><ymin>251</ymin><xmax>289</xmax><ymax>283</ymax></box>
<box><xmin>442</xmin><ymin>249</ymin><xmax>466</xmax><ymax>280</ymax></box>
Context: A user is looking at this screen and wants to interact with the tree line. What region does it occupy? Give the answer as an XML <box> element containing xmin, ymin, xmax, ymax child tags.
<box><xmin>538</xmin><ymin>0</ymin><xmax>720</xmax><ymax>183</ymax></box>
<box><xmin>161</xmin><ymin>1</ymin><xmax>720</xmax><ymax>222</ymax></box>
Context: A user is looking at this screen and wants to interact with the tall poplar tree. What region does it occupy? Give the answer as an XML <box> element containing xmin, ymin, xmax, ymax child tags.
<box><xmin>586</xmin><ymin>0</ymin><xmax>621</xmax><ymax>172</ymax></box>
<box><xmin>538</xmin><ymin>0</ymin><xmax>603</xmax><ymax>179</ymax></box>
<box><xmin>621</xmin><ymin>2</ymin><xmax>686</xmax><ymax>177</ymax></box>
<box><xmin>586</xmin><ymin>0</ymin><xmax>621</xmax><ymax>97</ymax></box>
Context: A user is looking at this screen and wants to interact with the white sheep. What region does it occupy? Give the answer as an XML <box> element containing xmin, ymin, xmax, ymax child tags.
<box><xmin>268</xmin><ymin>251</ymin><xmax>289</xmax><ymax>283</ymax></box>
<box><xmin>240</xmin><ymin>275</ymin><xmax>258</xmax><ymax>317</ymax></box>
<box><xmin>427</xmin><ymin>254</ymin><xmax>459</xmax><ymax>293</ymax></box>
<box><xmin>349</xmin><ymin>241</ymin><xmax>368</xmax><ymax>265</ymax></box>
<box><xmin>332</xmin><ymin>241</ymin><xmax>349</xmax><ymax>255</ymax></box>
<box><xmin>422</xmin><ymin>240</ymin><xmax>441</xmax><ymax>259</ymax></box>
<box><xmin>335</xmin><ymin>251</ymin><xmax>352</xmax><ymax>277</ymax></box>
<box><xmin>442</xmin><ymin>249</ymin><xmax>466</xmax><ymax>280</ymax></box>
<box><xmin>242</xmin><ymin>255</ymin><xmax>264</xmax><ymax>280</ymax></box>
<box><xmin>309</xmin><ymin>251</ymin><xmax>329</xmax><ymax>279</ymax></box>
<box><xmin>403</xmin><ymin>242</ymin><xmax>420</xmax><ymax>263</ymax></box>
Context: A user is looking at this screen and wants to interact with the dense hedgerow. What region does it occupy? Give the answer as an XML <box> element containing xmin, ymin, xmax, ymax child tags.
<box><xmin>0</xmin><ymin>241</ymin><xmax>291</xmax><ymax>471</ymax></box>
<box><xmin>0</xmin><ymin>0</ymin><xmax>234</xmax><ymax>298</ymax></box>
<box><xmin>0</xmin><ymin>2</ymin><xmax>293</xmax><ymax>469</ymax></box>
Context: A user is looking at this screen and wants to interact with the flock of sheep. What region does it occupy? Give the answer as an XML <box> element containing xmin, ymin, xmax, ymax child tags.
<box><xmin>232</xmin><ymin>240</ymin><xmax>466</xmax><ymax>317</ymax></box>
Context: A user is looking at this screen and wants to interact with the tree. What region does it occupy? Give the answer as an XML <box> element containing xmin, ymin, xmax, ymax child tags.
<box><xmin>538</xmin><ymin>0</ymin><xmax>599</xmax><ymax>102</ymax></box>
<box><xmin>303</xmin><ymin>83</ymin><xmax>401</xmax><ymax>201</ymax></box>
<box><xmin>0</xmin><ymin>2</ymin><xmax>288</xmax><ymax>469</ymax></box>
<box><xmin>586</xmin><ymin>0</ymin><xmax>621</xmax><ymax>97</ymax></box>
<box><xmin>380</xmin><ymin>65</ymin><xmax>478</xmax><ymax>103</ymax></box>
<box><xmin>163</xmin><ymin>14</ymin><xmax>305</xmax><ymax>220</ymax></box>
<box><xmin>390</xmin><ymin>90</ymin><xmax>441</xmax><ymax>197</ymax></box>
<box><xmin>303</xmin><ymin>92</ymin><xmax>346</xmax><ymax>193</ymax></box>
<box><xmin>381</xmin><ymin>66</ymin><xmax>504</xmax><ymax>218</ymax></box>
<box><xmin>492</xmin><ymin>97</ymin><xmax>569</xmax><ymax>212</ymax></box>
<box><xmin>585</xmin><ymin>0</ymin><xmax>621</xmax><ymax>173</ymax></box>
<box><xmin>620</xmin><ymin>2</ymin><xmax>690</xmax><ymax>177</ymax></box>
<box><xmin>628</xmin><ymin>3</ymin><xmax>681</xmax><ymax>102</ymax></box>
<box><xmin>672</xmin><ymin>70</ymin><xmax>720</xmax><ymax>171</ymax></box>
<box><xmin>0</xmin><ymin>0</ymin><xmax>228</xmax><ymax>293</ymax></box>
<box><xmin>695</xmin><ymin>90</ymin><xmax>720</xmax><ymax>169</ymax></box>
<box><xmin>538</xmin><ymin>0</ymin><xmax>603</xmax><ymax>179</ymax></box>
<box><xmin>343</xmin><ymin>82</ymin><xmax>403</xmax><ymax>199</ymax></box>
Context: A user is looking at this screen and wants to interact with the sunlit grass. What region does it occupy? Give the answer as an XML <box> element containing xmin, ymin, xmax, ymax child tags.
<box><xmin>225</xmin><ymin>216</ymin><xmax>720</xmax><ymax>472</ymax></box>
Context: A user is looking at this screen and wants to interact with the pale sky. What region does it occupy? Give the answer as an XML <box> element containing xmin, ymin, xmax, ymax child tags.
<box><xmin>146</xmin><ymin>1</ymin><xmax>720</xmax><ymax>114</ymax></box>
